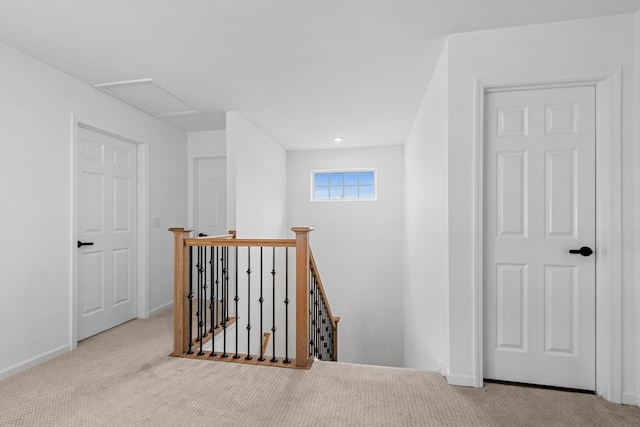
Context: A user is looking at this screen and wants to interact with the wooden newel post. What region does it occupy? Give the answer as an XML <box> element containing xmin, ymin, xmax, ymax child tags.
<box><xmin>169</xmin><ymin>228</ymin><xmax>192</xmax><ymax>356</ymax></box>
<box><xmin>292</xmin><ymin>227</ymin><xmax>313</xmax><ymax>368</ymax></box>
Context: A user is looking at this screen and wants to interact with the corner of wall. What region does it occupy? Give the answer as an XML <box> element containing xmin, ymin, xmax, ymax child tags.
<box><xmin>225</xmin><ymin>111</ymin><xmax>287</xmax><ymax>238</ymax></box>
<box><xmin>225</xmin><ymin>112</ymin><xmax>237</xmax><ymax>231</ymax></box>
<box><xmin>403</xmin><ymin>39</ymin><xmax>450</xmax><ymax>370</ymax></box>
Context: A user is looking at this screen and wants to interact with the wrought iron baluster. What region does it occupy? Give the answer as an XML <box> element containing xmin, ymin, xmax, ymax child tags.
<box><xmin>221</xmin><ymin>246</ymin><xmax>228</xmax><ymax>358</ymax></box>
<box><xmin>309</xmin><ymin>273</ymin><xmax>314</xmax><ymax>357</ymax></box>
<box><xmin>283</xmin><ymin>247</ymin><xmax>291</xmax><ymax>364</ymax></box>
<box><xmin>209</xmin><ymin>246</ymin><xmax>214</xmax><ymax>333</ymax></box>
<box><xmin>196</xmin><ymin>246</ymin><xmax>201</xmax><ymax>345</ymax></box>
<box><xmin>214</xmin><ymin>246</ymin><xmax>220</xmax><ymax>330</ymax></box>
<box><xmin>319</xmin><ymin>295</ymin><xmax>323</xmax><ymax>360</ymax></box>
<box><xmin>225</xmin><ymin>247</ymin><xmax>229</xmax><ymax>321</ymax></box>
<box><xmin>328</xmin><ymin>313</ymin><xmax>335</xmax><ymax>360</ymax></box>
<box><xmin>209</xmin><ymin>246</ymin><xmax>220</xmax><ymax>357</ymax></box>
<box><xmin>325</xmin><ymin>303</ymin><xmax>330</xmax><ymax>360</ymax></box>
<box><xmin>217</xmin><ymin>247</ymin><xmax>221</xmax><ymax>329</ymax></box>
<box><xmin>197</xmin><ymin>246</ymin><xmax>205</xmax><ymax>356</ymax></box>
<box><xmin>221</xmin><ymin>247</ymin><xmax>225</xmax><ymax>325</ymax></box>
<box><xmin>315</xmin><ymin>275</ymin><xmax>320</xmax><ymax>359</ymax></box>
<box><xmin>210</xmin><ymin>246</ymin><xmax>218</xmax><ymax>357</ymax></box>
<box><xmin>187</xmin><ymin>246</ymin><xmax>194</xmax><ymax>355</ymax></box>
<box><xmin>202</xmin><ymin>246</ymin><xmax>208</xmax><ymax>339</ymax></box>
<box><xmin>270</xmin><ymin>247</ymin><xmax>278</xmax><ymax>363</ymax></box>
<box><xmin>321</xmin><ymin>293</ymin><xmax>326</xmax><ymax>360</ymax></box>
<box><xmin>314</xmin><ymin>275</ymin><xmax>318</xmax><ymax>358</ymax></box>
<box><xmin>233</xmin><ymin>247</ymin><xmax>240</xmax><ymax>359</ymax></box>
<box><xmin>319</xmin><ymin>297</ymin><xmax>326</xmax><ymax>360</ymax></box>
<box><xmin>245</xmin><ymin>247</ymin><xmax>253</xmax><ymax>360</ymax></box>
<box><xmin>258</xmin><ymin>247</ymin><xmax>265</xmax><ymax>361</ymax></box>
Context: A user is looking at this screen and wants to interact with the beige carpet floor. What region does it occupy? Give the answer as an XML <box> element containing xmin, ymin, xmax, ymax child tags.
<box><xmin>1</xmin><ymin>309</ymin><xmax>639</xmax><ymax>426</ymax></box>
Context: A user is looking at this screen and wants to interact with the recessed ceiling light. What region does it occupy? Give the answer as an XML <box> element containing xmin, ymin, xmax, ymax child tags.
<box><xmin>333</xmin><ymin>136</ymin><xmax>343</xmax><ymax>143</ymax></box>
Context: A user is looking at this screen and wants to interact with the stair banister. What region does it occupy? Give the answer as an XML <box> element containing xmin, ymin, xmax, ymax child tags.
<box><xmin>292</xmin><ymin>227</ymin><xmax>313</xmax><ymax>368</ymax></box>
<box><xmin>169</xmin><ymin>226</ymin><xmax>336</xmax><ymax>367</ymax></box>
<box><xmin>169</xmin><ymin>227</ymin><xmax>191</xmax><ymax>356</ymax></box>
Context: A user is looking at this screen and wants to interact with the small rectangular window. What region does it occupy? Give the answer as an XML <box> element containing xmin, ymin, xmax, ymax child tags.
<box><xmin>311</xmin><ymin>169</ymin><xmax>377</xmax><ymax>201</ymax></box>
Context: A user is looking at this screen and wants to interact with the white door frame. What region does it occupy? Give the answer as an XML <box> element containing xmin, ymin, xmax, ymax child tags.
<box><xmin>70</xmin><ymin>114</ymin><xmax>149</xmax><ymax>348</ymax></box>
<box><xmin>472</xmin><ymin>68</ymin><xmax>622</xmax><ymax>402</ymax></box>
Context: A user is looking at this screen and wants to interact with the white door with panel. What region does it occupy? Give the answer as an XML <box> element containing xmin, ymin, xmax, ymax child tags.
<box><xmin>483</xmin><ymin>86</ymin><xmax>596</xmax><ymax>390</ymax></box>
<box><xmin>77</xmin><ymin>126</ymin><xmax>137</xmax><ymax>340</ymax></box>
<box><xmin>195</xmin><ymin>157</ymin><xmax>226</xmax><ymax>237</ymax></box>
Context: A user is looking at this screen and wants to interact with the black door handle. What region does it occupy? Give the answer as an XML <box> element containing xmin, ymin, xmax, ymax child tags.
<box><xmin>77</xmin><ymin>240</ymin><xmax>94</xmax><ymax>248</ymax></box>
<box><xmin>198</xmin><ymin>233</ymin><xmax>207</xmax><ymax>237</ymax></box>
<box><xmin>569</xmin><ymin>246</ymin><xmax>593</xmax><ymax>256</ymax></box>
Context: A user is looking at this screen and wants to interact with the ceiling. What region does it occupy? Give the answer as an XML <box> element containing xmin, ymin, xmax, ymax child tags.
<box><xmin>0</xmin><ymin>0</ymin><xmax>638</xmax><ymax>150</ymax></box>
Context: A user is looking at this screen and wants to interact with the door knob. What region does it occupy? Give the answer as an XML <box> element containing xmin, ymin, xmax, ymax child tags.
<box><xmin>198</xmin><ymin>233</ymin><xmax>208</xmax><ymax>237</ymax></box>
<box><xmin>77</xmin><ymin>241</ymin><xmax>94</xmax><ymax>248</ymax></box>
<box><xmin>569</xmin><ymin>246</ymin><xmax>593</xmax><ymax>256</ymax></box>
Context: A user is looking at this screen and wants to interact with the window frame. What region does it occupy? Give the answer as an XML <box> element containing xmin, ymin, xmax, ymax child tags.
<box><xmin>310</xmin><ymin>168</ymin><xmax>378</xmax><ymax>202</ymax></box>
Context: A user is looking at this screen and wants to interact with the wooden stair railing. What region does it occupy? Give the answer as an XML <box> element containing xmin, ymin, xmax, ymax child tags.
<box><xmin>169</xmin><ymin>227</ymin><xmax>338</xmax><ymax>369</ymax></box>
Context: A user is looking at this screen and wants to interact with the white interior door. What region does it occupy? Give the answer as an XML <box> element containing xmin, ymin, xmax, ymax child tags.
<box><xmin>483</xmin><ymin>86</ymin><xmax>596</xmax><ymax>390</ymax></box>
<box><xmin>77</xmin><ymin>126</ymin><xmax>137</xmax><ymax>340</ymax></box>
<box><xmin>195</xmin><ymin>157</ymin><xmax>226</xmax><ymax>237</ymax></box>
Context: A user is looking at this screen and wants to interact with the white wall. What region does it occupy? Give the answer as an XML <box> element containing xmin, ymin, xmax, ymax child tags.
<box><xmin>446</xmin><ymin>14</ymin><xmax>637</xmax><ymax>399</ymax></box>
<box><xmin>186</xmin><ymin>130</ymin><xmax>226</xmax><ymax>229</ymax></box>
<box><xmin>403</xmin><ymin>41</ymin><xmax>449</xmax><ymax>372</ymax></box>
<box><xmin>287</xmin><ymin>146</ymin><xmax>404</xmax><ymax>367</ymax></box>
<box><xmin>0</xmin><ymin>42</ymin><xmax>187</xmax><ymax>378</ymax></box>
<box><xmin>226</xmin><ymin>112</ymin><xmax>288</xmax><ymax>238</ymax></box>
<box><xmin>224</xmin><ymin>112</ymin><xmax>292</xmax><ymax>359</ymax></box>
<box><xmin>148</xmin><ymin>129</ymin><xmax>188</xmax><ymax>315</ymax></box>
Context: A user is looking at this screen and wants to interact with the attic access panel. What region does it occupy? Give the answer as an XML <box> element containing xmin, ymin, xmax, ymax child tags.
<box><xmin>93</xmin><ymin>78</ymin><xmax>202</xmax><ymax>118</ymax></box>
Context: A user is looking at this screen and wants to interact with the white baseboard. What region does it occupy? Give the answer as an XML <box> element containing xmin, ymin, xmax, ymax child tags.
<box><xmin>0</xmin><ymin>344</ymin><xmax>70</xmax><ymax>380</ymax></box>
<box><xmin>621</xmin><ymin>391</ymin><xmax>638</xmax><ymax>406</ymax></box>
<box><xmin>446</xmin><ymin>373</ymin><xmax>477</xmax><ymax>387</ymax></box>
<box><xmin>149</xmin><ymin>301</ymin><xmax>173</xmax><ymax>316</ymax></box>
<box><xmin>439</xmin><ymin>361</ymin><xmax>450</xmax><ymax>377</ymax></box>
